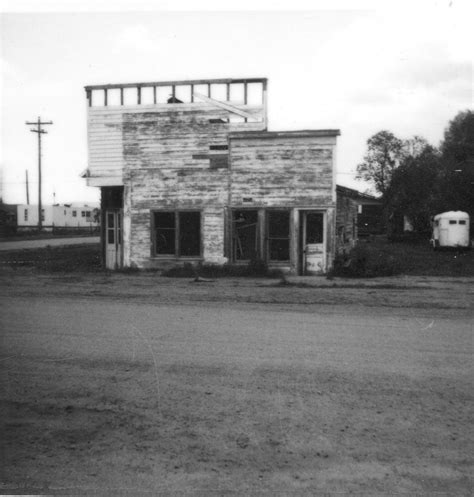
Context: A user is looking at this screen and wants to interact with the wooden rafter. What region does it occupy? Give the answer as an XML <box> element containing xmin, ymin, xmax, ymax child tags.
<box><xmin>192</xmin><ymin>92</ymin><xmax>260</xmax><ymax>121</ymax></box>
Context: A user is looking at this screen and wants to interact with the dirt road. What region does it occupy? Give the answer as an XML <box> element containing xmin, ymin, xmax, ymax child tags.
<box><xmin>1</xmin><ymin>283</ymin><xmax>472</xmax><ymax>495</ymax></box>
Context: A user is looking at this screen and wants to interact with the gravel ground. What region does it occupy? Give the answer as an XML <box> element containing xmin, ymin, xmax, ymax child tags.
<box><xmin>0</xmin><ymin>270</ymin><xmax>473</xmax><ymax>495</ymax></box>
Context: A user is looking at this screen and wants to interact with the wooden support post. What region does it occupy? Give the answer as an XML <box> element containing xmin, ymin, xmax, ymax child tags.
<box><xmin>153</xmin><ymin>86</ymin><xmax>156</xmax><ymax>104</ymax></box>
<box><xmin>207</xmin><ymin>83</ymin><xmax>211</xmax><ymax>97</ymax></box>
<box><xmin>172</xmin><ymin>85</ymin><xmax>175</xmax><ymax>99</ymax></box>
<box><xmin>104</xmin><ymin>89</ymin><xmax>108</xmax><ymax>106</ymax></box>
<box><xmin>137</xmin><ymin>86</ymin><xmax>141</xmax><ymax>105</ymax></box>
<box><xmin>244</xmin><ymin>82</ymin><xmax>248</xmax><ymax>122</ymax></box>
<box><xmin>191</xmin><ymin>84</ymin><xmax>194</xmax><ymax>102</ymax></box>
<box><xmin>226</xmin><ymin>83</ymin><xmax>230</xmax><ymax>101</ymax></box>
<box><xmin>86</xmin><ymin>90</ymin><xmax>91</xmax><ymax>107</ymax></box>
<box><xmin>120</xmin><ymin>88</ymin><xmax>124</xmax><ymax>106</ymax></box>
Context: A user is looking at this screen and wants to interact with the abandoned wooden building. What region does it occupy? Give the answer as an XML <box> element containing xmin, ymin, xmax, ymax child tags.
<box><xmin>83</xmin><ymin>77</ymin><xmax>341</xmax><ymax>274</ymax></box>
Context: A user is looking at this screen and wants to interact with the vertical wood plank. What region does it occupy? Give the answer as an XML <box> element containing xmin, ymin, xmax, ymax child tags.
<box><xmin>244</xmin><ymin>82</ymin><xmax>248</xmax><ymax>122</ymax></box>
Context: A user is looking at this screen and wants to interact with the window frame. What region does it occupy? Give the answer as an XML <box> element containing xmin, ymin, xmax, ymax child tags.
<box><xmin>151</xmin><ymin>209</ymin><xmax>202</xmax><ymax>258</ymax></box>
<box><xmin>266</xmin><ymin>209</ymin><xmax>291</xmax><ymax>262</ymax></box>
<box><xmin>231</xmin><ymin>209</ymin><xmax>260</xmax><ymax>262</ymax></box>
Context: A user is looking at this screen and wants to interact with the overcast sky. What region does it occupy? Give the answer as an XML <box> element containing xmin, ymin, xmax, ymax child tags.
<box><xmin>1</xmin><ymin>1</ymin><xmax>472</xmax><ymax>205</ymax></box>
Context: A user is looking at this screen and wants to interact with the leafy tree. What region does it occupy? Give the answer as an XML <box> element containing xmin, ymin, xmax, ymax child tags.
<box><xmin>438</xmin><ymin>110</ymin><xmax>474</xmax><ymax>215</ymax></box>
<box><xmin>356</xmin><ymin>130</ymin><xmax>405</xmax><ymax>194</ymax></box>
<box><xmin>384</xmin><ymin>144</ymin><xmax>440</xmax><ymax>233</ymax></box>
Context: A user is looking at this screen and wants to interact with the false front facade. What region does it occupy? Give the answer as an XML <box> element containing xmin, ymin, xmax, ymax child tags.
<box><xmin>84</xmin><ymin>78</ymin><xmax>340</xmax><ymax>274</ymax></box>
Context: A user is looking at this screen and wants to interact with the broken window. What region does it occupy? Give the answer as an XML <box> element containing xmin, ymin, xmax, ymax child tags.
<box><xmin>267</xmin><ymin>210</ymin><xmax>290</xmax><ymax>261</ymax></box>
<box><xmin>233</xmin><ymin>210</ymin><xmax>259</xmax><ymax>261</ymax></box>
<box><xmin>154</xmin><ymin>211</ymin><xmax>201</xmax><ymax>257</ymax></box>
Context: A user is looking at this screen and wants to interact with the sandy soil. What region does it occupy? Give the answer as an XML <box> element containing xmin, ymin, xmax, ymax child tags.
<box><xmin>0</xmin><ymin>270</ymin><xmax>473</xmax><ymax>495</ymax></box>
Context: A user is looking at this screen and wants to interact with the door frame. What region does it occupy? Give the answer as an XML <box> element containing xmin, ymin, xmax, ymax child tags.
<box><xmin>105</xmin><ymin>209</ymin><xmax>123</xmax><ymax>270</ymax></box>
<box><xmin>298</xmin><ymin>209</ymin><xmax>326</xmax><ymax>275</ymax></box>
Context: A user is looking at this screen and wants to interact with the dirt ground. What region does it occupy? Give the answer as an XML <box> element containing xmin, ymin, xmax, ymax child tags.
<box><xmin>0</xmin><ymin>269</ymin><xmax>473</xmax><ymax>495</ymax></box>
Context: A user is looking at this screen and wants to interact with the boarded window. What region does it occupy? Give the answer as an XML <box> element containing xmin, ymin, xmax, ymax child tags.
<box><xmin>154</xmin><ymin>211</ymin><xmax>201</xmax><ymax>257</ymax></box>
<box><xmin>210</xmin><ymin>155</ymin><xmax>228</xmax><ymax>169</ymax></box>
<box><xmin>268</xmin><ymin>210</ymin><xmax>290</xmax><ymax>261</ymax></box>
<box><xmin>233</xmin><ymin>210</ymin><xmax>258</xmax><ymax>260</ymax></box>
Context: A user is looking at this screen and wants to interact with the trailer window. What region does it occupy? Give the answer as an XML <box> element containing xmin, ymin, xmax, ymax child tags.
<box><xmin>449</xmin><ymin>220</ymin><xmax>456</xmax><ymax>224</ymax></box>
<box><xmin>459</xmin><ymin>220</ymin><xmax>466</xmax><ymax>225</ymax></box>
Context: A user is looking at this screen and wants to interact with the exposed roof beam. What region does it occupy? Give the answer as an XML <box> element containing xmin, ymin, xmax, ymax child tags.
<box><xmin>193</xmin><ymin>92</ymin><xmax>260</xmax><ymax>122</ymax></box>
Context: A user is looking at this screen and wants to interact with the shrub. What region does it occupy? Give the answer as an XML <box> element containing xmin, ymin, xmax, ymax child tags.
<box><xmin>330</xmin><ymin>245</ymin><xmax>400</xmax><ymax>278</ymax></box>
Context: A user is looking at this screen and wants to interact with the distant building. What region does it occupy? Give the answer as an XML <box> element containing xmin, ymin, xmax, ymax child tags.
<box><xmin>16</xmin><ymin>203</ymin><xmax>100</xmax><ymax>232</ymax></box>
<box><xmin>336</xmin><ymin>185</ymin><xmax>383</xmax><ymax>250</ymax></box>
<box><xmin>0</xmin><ymin>202</ymin><xmax>18</xmax><ymax>236</ymax></box>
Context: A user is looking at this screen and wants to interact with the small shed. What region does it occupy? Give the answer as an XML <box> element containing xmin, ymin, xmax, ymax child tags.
<box><xmin>431</xmin><ymin>211</ymin><xmax>470</xmax><ymax>248</ymax></box>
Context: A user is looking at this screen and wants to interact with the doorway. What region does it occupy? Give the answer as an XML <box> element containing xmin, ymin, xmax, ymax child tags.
<box><xmin>299</xmin><ymin>211</ymin><xmax>325</xmax><ymax>275</ymax></box>
<box><xmin>105</xmin><ymin>210</ymin><xmax>123</xmax><ymax>269</ymax></box>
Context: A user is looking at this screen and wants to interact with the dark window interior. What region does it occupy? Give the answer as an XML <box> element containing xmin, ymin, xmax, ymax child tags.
<box><xmin>268</xmin><ymin>210</ymin><xmax>290</xmax><ymax>261</ymax></box>
<box><xmin>179</xmin><ymin>212</ymin><xmax>201</xmax><ymax>256</ymax></box>
<box><xmin>233</xmin><ymin>210</ymin><xmax>258</xmax><ymax>260</ymax></box>
<box><xmin>154</xmin><ymin>211</ymin><xmax>200</xmax><ymax>257</ymax></box>
<box><xmin>306</xmin><ymin>213</ymin><xmax>324</xmax><ymax>243</ymax></box>
<box><xmin>155</xmin><ymin>212</ymin><xmax>176</xmax><ymax>255</ymax></box>
<box><xmin>459</xmin><ymin>220</ymin><xmax>466</xmax><ymax>225</ymax></box>
<box><xmin>449</xmin><ymin>220</ymin><xmax>457</xmax><ymax>225</ymax></box>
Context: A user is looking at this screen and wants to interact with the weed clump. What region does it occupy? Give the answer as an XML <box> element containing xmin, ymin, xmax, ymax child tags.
<box><xmin>329</xmin><ymin>245</ymin><xmax>400</xmax><ymax>278</ymax></box>
<box><xmin>162</xmin><ymin>260</ymin><xmax>283</xmax><ymax>279</ymax></box>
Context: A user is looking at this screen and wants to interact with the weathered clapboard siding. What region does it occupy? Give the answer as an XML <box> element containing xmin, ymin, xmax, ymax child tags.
<box><xmin>86</xmin><ymin>78</ymin><xmax>340</xmax><ymax>273</ymax></box>
<box><xmin>229</xmin><ymin>135</ymin><xmax>336</xmax><ymax>207</ymax></box>
<box><xmin>336</xmin><ymin>190</ymin><xmax>358</xmax><ymax>252</ymax></box>
<box><xmin>86</xmin><ymin>103</ymin><xmax>264</xmax><ymax>187</ymax></box>
<box><xmin>116</xmin><ymin>104</ymin><xmax>265</xmax><ymax>267</ymax></box>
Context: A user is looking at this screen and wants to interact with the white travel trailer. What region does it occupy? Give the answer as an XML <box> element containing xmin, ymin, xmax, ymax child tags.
<box><xmin>431</xmin><ymin>211</ymin><xmax>470</xmax><ymax>249</ymax></box>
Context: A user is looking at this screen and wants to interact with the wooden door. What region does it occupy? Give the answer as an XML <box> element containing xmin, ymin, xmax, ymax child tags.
<box><xmin>105</xmin><ymin>210</ymin><xmax>123</xmax><ymax>269</ymax></box>
<box><xmin>302</xmin><ymin>211</ymin><xmax>325</xmax><ymax>275</ymax></box>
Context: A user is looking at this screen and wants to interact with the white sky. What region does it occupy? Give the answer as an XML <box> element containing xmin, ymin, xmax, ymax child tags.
<box><xmin>1</xmin><ymin>0</ymin><xmax>472</xmax><ymax>205</ymax></box>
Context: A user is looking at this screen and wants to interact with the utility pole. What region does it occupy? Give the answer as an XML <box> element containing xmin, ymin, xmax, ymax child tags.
<box><xmin>25</xmin><ymin>170</ymin><xmax>30</xmax><ymax>205</ymax></box>
<box><xmin>26</xmin><ymin>117</ymin><xmax>53</xmax><ymax>230</ymax></box>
